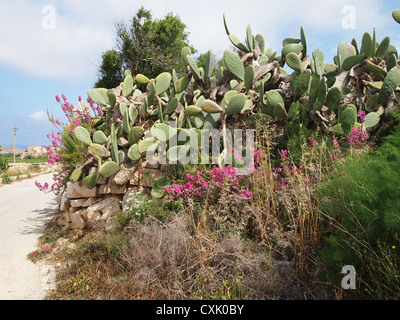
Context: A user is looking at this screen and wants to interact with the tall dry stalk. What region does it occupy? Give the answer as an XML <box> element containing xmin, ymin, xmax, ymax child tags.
<box><xmin>248</xmin><ymin>121</ymin><xmax>323</xmax><ymax>277</ymax></box>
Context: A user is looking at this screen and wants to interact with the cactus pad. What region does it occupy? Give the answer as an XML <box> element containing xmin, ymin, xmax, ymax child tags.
<box><xmin>223</xmin><ymin>50</ymin><xmax>245</xmax><ymax>81</ymax></box>
<box><xmin>93</xmin><ymin>130</ymin><xmax>108</xmax><ymax>145</ymax></box>
<box><xmin>99</xmin><ymin>161</ymin><xmax>119</xmax><ymax>178</ymax></box>
<box><xmin>201</xmin><ymin>100</ymin><xmax>223</xmax><ymax>114</ymax></box>
<box><xmin>226</xmin><ymin>93</ymin><xmax>246</xmax><ymax>115</ymax></box>
<box><xmin>83</xmin><ymin>173</ymin><xmax>99</xmax><ymax>190</ymax></box>
<box><xmin>74</xmin><ymin>126</ymin><xmax>92</xmax><ymax>145</ymax></box>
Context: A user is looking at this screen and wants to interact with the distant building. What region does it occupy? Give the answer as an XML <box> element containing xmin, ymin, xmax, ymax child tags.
<box><xmin>27</xmin><ymin>146</ymin><xmax>47</xmax><ymax>155</ymax></box>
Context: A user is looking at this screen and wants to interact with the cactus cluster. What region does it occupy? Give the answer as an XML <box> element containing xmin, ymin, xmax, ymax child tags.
<box><xmin>67</xmin><ymin>11</ymin><xmax>400</xmax><ymax>188</ymax></box>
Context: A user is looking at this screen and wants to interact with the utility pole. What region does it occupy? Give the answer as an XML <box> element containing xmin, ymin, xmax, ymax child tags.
<box><xmin>13</xmin><ymin>126</ymin><xmax>18</xmax><ymax>165</ymax></box>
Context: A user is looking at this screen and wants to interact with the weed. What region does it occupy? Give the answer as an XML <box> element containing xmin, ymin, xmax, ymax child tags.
<box><xmin>27</xmin><ymin>244</ymin><xmax>53</xmax><ymax>264</ymax></box>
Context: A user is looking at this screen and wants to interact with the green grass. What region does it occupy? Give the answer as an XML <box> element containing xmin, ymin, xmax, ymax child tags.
<box><xmin>5</xmin><ymin>157</ymin><xmax>48</xmax><ymax>164</ymax></box>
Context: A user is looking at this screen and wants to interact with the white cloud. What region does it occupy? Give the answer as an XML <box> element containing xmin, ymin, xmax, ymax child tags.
<box><xmin>0</xmin><ymin>0</ymin><xmax>398</xmax><ymax>82</ymax></box>
<box><xmin>0</xmin><ymin>0</ymin><xmax>116</xmax><ymax>80</ymax></box>
<box><xmin>29</xmin><ymin>111</ymin><xmax>47</xmax><ymax>121</ymax></box>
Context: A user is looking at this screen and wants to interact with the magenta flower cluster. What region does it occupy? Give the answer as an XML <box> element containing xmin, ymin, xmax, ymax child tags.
<box><xmin>358</xmin><ymin>111</ymin><xmax>366</xmax><ymax>123</ymax></box>
<box><xmin>331</xmin><ymin>136</ymin><xmax>344</xmax><ymax>165</ymax></box>
<box><xmin>164</xmin><ymin>165</ymin><xmax>253</xmax><ymax>201</ymax></box>
<box><xmin>347</xmin><ymin>127</ymin><xmax>370</xmax><ymax>148</ymax></box>
<box><xmin>35</xmin><ymin>170</ymin><xmax>69</xmax><ymax>195</ymax></box>
<box><xmin>35</xmin><ymin>94</ymin><xmax>101</xmax><ymax>195</ymax></box>
<box><xmin>164</xmin><ymin>169</ymin><xmax>208</xmax><ymax>199</ymax></box>
<box><xmin>54</xmin><ymin>94</ymin><xmax>101</xmax><ymax>133</ymax></box>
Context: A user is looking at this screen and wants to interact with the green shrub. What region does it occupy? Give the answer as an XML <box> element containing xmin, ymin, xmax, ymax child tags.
<box><xmin>317</xmin><ymin>113</ymin><xmax>400</xmax><ymax>297</ymax></box>
<box><xmin>1</xmin><ymin>173</ymin><xmax>11</xmax><ymax>184</ymax></box>
<box><xmin>0</xmin><ymin>156</ymin><xmax>9</xmax><ymax>173</ymax></box>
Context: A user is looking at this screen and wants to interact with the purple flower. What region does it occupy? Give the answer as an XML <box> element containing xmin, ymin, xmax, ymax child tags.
<box><xmin>358</xmin><ymin>111</ymin><xmax>366</xmax><ymax>123</ymax></box>
<box><xmin>242</xmin><ymin>190</ymin><xmax>252</xmax><ymax>198</ymax></box>
<box><xmin>332</xmin><ymin>137</ymin><xmax>341</xmax><ymax>150</ymax></box>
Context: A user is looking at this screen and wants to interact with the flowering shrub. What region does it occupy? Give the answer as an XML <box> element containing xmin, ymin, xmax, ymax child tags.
<box><xmin>119</xmin><ymin>190</ymin><xmax>172</xmax><ymax>224</ymax></box>
<box><xmin>164</xmin><ymin>164</ymin><xmax>253</xmax><ymax>203</ymax></box>
<box><xmin>120</xmin><ymin>190</ymin><xmax>153</xmax><ymax>224</ymax></box>
<box><xmin>347</xmin><ymin>127</ymin><xmax>370</xmax><ymax>149</ymax></box>
<box><xmin>35</xmin><ymin>94</ymin><xmax>101</xmax><ymax>195</ymax></box>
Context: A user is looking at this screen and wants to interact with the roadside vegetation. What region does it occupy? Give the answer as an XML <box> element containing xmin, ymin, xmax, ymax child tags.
<box><xmin>34</xmin><ymin>8</ymin><xmax>400</xmax><ymax>300</ymax></box>
<box><xmin>0</xmin><ymin>152</ymin><xmax>50</xmax><ymax>185</ymax></box>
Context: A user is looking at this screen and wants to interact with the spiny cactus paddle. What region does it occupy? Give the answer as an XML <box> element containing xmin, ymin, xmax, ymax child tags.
<box><xmin>99</xmin><ymin>161</ymin><xmax>119</xmax><ymax>178</ymax></box>
<box><xmin>363</xmin><ymin>112</ymin><xmax>380</xmax><ymax>129</ymax></box>
<box><xmin>201</xmin><ymin>99</ymin><xmax>223</xmax><ymax>114</ymax></box>
<box><xmin>285</xmin><ymin>52</ymin><xmax>302</xmax><ymax>73</ymax></box>
<box><xmin>244</xmin><ymin>65</ymin><xmax>255</xmax><ymax>91</ymax></box>
<box><xmin>155</xmin><ymin>72</ymin><xmax>172</xmax><ymax>95</ymax></box>
<box><xmin>326</xmin><ymin>87</ymin><xmax>343</xmax><ymax>112</ymax></box>
<box><xmin>70</xmin><ymin>167</ymin><xmax>83</xmax><ymax>183</ymax></box>
<box><xmin>74</xmin><ymin>126</ymin><xmax>92</xmax><ymax>145</ymax></box>
<box><xmin>87</xmin><ymin>88</ymin><xmax>110</xmax><ymax>106</ymax></box>
<box><xmin>340</xmin><ymin>105</ymin><xmax>357</xmax><ymax>133</ymax></box>
<box><xmin>393</xmin><ymin>9</ymin><xmax>400</xmax><ymax>24</ymax></box>
<box><xmin>93</xmin><ymin>130</ymin><xmax>108</xmax><ymax>145</ymax></box>
<box><xmin>88</xmin><ymin>143</ymin><xmax>110</xmax><ymax>158</ymax></box>
<box><xmin>224</xmin><ymin>50</ymin><xmax>245</xmax><ymax>81</ymax></box>
<box><xmin>226</xmin><ymin>93</ymin><xmax>246</xmax><ymax>115</ymax></box>
<box><xmin>83</xmin><ymin>173</ymin><xmax>99</xmax><ymax>190</ymax></box>
<box><xmin>151</xmin><ymin>123</ymin><xmax>177</xmax><ymax>142</ymax></box>
<box><xmin>136</xmin><ymin>74</ymin><xmax>150</xmax><ymax>84</ymax></box>
<box><xmin>122</xmin><ymin>73</ymin><xmax>134</xmax><ymax>97</ymax></box>
<box><xmin>127</xmin><ymin>144</ymin><xmax>141</xmax><ymax>161</ymax></box>
<box><xmin>379</xmin><ymin>65</ymin><xmax>400</xmax><ymax>102</ymax></box>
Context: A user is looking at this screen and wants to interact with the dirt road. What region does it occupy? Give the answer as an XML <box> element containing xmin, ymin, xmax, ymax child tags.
<box><xmin>0</xmin><ymin>173</ymin><xmax>58</xmax><ymax>300</ymax></box>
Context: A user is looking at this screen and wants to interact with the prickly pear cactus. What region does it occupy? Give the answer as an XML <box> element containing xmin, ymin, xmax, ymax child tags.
<box><xmin>66</xmin><ymin>11</ymin><xmax>400</xmax><ymax>187</ymax></box>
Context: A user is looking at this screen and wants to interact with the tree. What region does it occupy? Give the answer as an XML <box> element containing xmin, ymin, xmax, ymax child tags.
<box><xmin>95</xmin><ymin>50</ymin><xmax>123</xmax><ymax>89</ymax></box>
<box><xmin>94</xmin><ymin>7</ymin><xmax>196</xmax><ymax>88</ymax></box>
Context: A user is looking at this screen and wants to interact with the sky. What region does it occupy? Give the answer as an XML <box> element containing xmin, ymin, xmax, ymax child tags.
<box><xmin>1</xmin><ymin>0</ymin><xmax>400</xmax><ymax>149</ymax></box>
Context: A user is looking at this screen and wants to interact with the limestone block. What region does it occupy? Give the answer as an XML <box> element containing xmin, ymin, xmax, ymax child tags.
<box><xmin>86</xmin><ymin>197</ymin><xmax>121</xmax><ymax>221</ymax></box>
<box><xmin>71</xmin><ymin>209</ymin><xmax>87</xmax><ymax>230</ymax></box>
<box><xmin>60</xmin><ymin>193</ymin><xmax>70</xmax><ymax>211</ymax></box>
<box><xmin>101</xmin><ymin>199</ymin><xmax>121</xmax><ymax>220</ymax></box>
<box><xmin>99</xmin><ymin>184</ymin><xmax>127</xmax><ymax>195</ymax></box>
<box><xmin>70</xmin><ymin>199</ymin><xmax>86</xmax><ymax>208</ymax></box>
<box><xmin>82</xmin><ymin>197</ymin><xmax>100</xmax><ymax>207</ymax></box>
<box><xmin>110</xmin><ymin>169</ymin><xmax>131</xmax><ymax>186</ymax></box>
<box><xmin>129</xmin><ymin>169</ymin><xmax>163</xmax><ymax>187</ymax></box>
<box><xmin>122</xmin><ymin>189</ymin><xmax>134</xmax><ymax>211</ymax></box>
<box><xmin>66</xmin><ymin>182</ymin><xmax>98</xmax><ymax>199</ymax></box>
<box><xmin>86</xmin><ymin>210</ymin><xmax>101</xmax><ymax>224</ymax></box>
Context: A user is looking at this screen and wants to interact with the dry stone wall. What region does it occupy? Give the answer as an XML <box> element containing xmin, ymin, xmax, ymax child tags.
<box><xmin>58</xmin><ymin>161</ymin><xmax>166</xmax><ymax>232</ymax></box>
